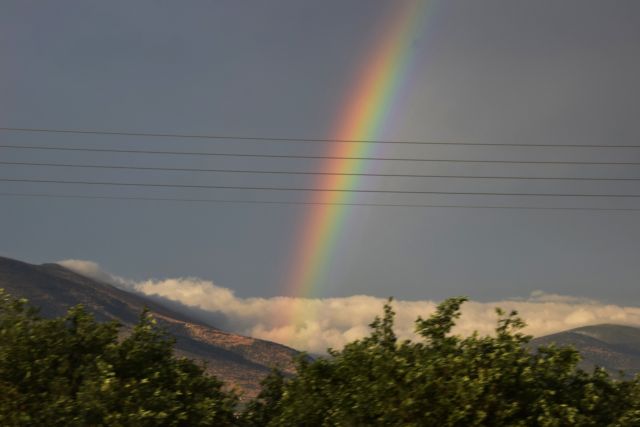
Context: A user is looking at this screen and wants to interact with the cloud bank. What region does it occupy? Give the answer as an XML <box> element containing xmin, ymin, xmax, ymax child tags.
<box><xmin>59</xmin><ymin>259</ymin><xmax>640</xmax><ymax>354</ymax></box>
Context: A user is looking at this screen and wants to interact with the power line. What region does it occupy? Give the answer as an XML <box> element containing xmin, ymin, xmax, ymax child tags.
<box><xmin>3</xmin><ymin>177</ymin><xmax>640</xmax><ymax>197</ymax></box>
<box><xmin>2</xmin><ymin>160</ymin><xmax>640</xmax><ymax>181</ymax></box>
<box><xmin>1</xmin><ymin>126</ymin><xmax>639</xmax><ymax>148</ymax></box>
<box><xmin>2</xmin><ymin>144</ymin><xmax>640</xmax><ymax>165</ymax></box>
<box><xmin>1</xmin><ymin>191</ymin><xmax>639</xmax><ymax>212</ymax></box>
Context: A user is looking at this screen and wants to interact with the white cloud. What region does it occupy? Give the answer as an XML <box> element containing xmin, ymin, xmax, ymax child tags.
<box><xmin>58</xmin><ymin>259</ymin><xmax>640</xmax><ymax>354</ymax></box>
<box><xmin>59</xmin><ymin>259</ymin><xmax>125</xmax><ymax>287</ymax></box>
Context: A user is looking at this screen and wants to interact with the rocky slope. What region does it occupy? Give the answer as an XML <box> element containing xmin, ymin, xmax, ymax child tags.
<box><xmin>0</xmin><ymin>256</ymin><xmax>299</xmax><ymax>398</ymax></box>
<box><xmin>532</xmin><ymin>324</ymin><xmax>640</xmax><ymax>378</ymax></box>
<box><xmin>5</xmin><ymin>255</ymin><xmax>639</xmax><ymax>394</ymax></box>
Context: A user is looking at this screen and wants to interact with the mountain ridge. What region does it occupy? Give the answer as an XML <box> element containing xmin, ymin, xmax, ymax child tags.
<box><xmin>531</xmin><ymin>324</ymin><xmax>640</xmax><ymax>378</ymax></box>
<box><xmin>3</xmin><ymin>255</ymin><xmax>640</xmax><ymax>394</ymax></box>
<box><xmin>0</xmin><ymin>256</ymin><xmax>299</xmax><ymax>398</ymax></box>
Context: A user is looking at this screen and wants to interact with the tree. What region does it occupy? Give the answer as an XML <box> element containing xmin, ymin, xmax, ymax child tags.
<box><xmin>244</xmin><ymin>297</ymin><xmax>640</xmax><ymax>426</ymax></box>
<box><xmin>0</xmin><ymin>289</ymin><xmax>237</xmax><ymax>426</ymax></box>
<box><xmin>4</xmin><ymin>286</ymin><xmax>640</xmax><ymax>426</ymax></box>
<box><xmin>239</xmin><ymin>369</ymin><xmax>286</xmax><ymax>427</ymax></box>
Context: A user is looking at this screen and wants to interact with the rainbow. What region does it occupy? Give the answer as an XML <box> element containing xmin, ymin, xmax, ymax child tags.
<box><xmin>284</xmin><ymin>2</ymin><xmax>430</xmax><ymax>311</ymax></box>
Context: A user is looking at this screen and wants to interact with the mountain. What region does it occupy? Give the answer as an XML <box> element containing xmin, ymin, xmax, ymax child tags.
<box><xmin>0</xmin><ymin>256</ymin><xmax>299</xmax><ymax>398</ymax></box>
<box><xmin>5</xmin><ymin>255</ymin><xmax>639</xmax><ymax>394</ymax></box>
<box><xmin>532</xmin><ymin>324</ymin><xmax>640</xmax><ymax>378</ymax></box>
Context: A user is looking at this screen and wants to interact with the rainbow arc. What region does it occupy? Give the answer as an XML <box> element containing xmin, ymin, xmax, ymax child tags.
<box><xmin>285</xmin><ymin>2</ymin><xmax>430</xmax><ymax>316</ymax></box>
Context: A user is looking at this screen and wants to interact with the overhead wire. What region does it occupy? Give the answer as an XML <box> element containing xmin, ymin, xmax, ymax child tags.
<box><xmin>2</xmin><ymin>128</ymin><xmax>638</xmax><ymax>211</ymax></box>
<box><xmin>1</xmin><ymin>160</ymin><xmax>639</xmax><ymax>181</ymax></box>
<box><xmin>0</xmin><ymin>191</ymin><xmax>639</xmax><ymax>211</ymax></box>
<box><xmin>1</xmin><ymin>126</ymin><xmax>639</xmax><ymax>148</ymax></box>
<box><xmin>2</xmin><ymin>177</ymin><xmax>640</xmax><ymax>197</ymax></box>
<box><xmin>2</xmin><ymin>144</ymin><xmax>640</xmax><ymax>165</ymax></box>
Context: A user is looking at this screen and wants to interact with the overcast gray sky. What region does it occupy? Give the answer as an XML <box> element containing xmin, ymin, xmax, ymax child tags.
<box><xmin>2</xmin><ymin>0</ymin><xmax>639</xmax><ymax>304</ymax></box>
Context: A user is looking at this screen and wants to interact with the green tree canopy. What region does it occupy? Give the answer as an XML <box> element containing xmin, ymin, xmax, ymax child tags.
<box><xmin>3</xmin><ymin>287</ymin><xmax>640</xmax><ymax>426</ymax></box>
<box><xmin>0</xmin><ymin>289</ymin><xmax>237</xmax><ymax>426</ymax></box>
<box><xmin>244</xmin><ymin>298</ymin><xmax>640</xmax><ymax>426</ymax></box>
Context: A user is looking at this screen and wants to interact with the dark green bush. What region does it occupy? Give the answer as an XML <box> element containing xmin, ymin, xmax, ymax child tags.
<box><xmin>0</xmin><ymin>289</ymin><xmax>237</xmax><ymax>426</ymax></box>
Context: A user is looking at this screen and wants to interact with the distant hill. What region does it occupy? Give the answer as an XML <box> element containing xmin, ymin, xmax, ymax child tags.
<box><xmin>532</xmin><ymin>324</ymin><xmax>640</xmax><ymax>378</ymax></box>
<box><xmin>4</xmin><ymin>255</ymin><xmax>640</xmax><ymax>395</ymax></box>
<box><xmin>0</xmin><ymin>256</ymin><xmax>299</xmax><ymax>398</ymax></box>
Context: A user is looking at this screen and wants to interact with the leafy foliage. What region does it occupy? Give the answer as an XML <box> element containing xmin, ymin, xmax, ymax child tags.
<box><xmin>239</xmin><ymin>369</ymin><xmax>286</xmax><ymax>427</ymax></box>
<box><xmin>245</xmin><ymin>297</ymin><xmax>640</xmax><ymax>426</ymax></box>
<box><xmin>3</xmin><ymin>286</ymin><xmax>640</xmax><ymax>426</ymax></box>
<box><xmin>0</xmin><ymin>289</ymin><xmax>237</xmax><ymax>426</ymax></box>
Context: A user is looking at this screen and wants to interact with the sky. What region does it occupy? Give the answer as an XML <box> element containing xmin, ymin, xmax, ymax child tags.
<box><xmin>2</xmin><ymin>0</ymin><xmax>640</xmax><ymax>314</ymax></box>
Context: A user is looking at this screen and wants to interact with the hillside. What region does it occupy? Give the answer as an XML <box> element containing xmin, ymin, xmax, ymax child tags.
<box><xmin>4</xmin><ymin>254</ymin><xmax>640</xmax><ymax>395</ymax></box>
<box><xmin>0</xmin><ymin>256</ymin><xmax>299</xmax><ymax>398</ymax></box>
<box><xmin>532</xmin><ymin>324</ymin><xmax>640</xmax><ymax>378</ymax></box>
